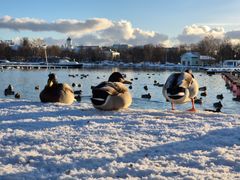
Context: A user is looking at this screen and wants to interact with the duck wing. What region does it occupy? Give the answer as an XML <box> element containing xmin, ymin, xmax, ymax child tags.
<box><xmin>61</xmin><ymin>83</ymin><xmax>74</xmax><ymax>93</ymax></box>
<box><xmin>165</xmin><ymin>73</ymin><xmax>183</xmax><ymax>89</ymax></box>
<box><xmin>92</xmin><ymin>82</ymin><xmax>125</xmax><ymax>96</ymax></box>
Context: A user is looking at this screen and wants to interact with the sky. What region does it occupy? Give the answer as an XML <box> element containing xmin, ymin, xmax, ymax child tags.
<box><xmin>1</xmin><ymin>0</ymin><xmax>240</xmax><ymax>46</ymax></box>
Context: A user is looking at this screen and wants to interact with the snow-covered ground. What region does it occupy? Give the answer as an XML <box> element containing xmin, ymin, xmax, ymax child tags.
<box><xmin>0</xmin><ymin>98</ymin><xmax>240</xmax><ymax>179</ymax></box>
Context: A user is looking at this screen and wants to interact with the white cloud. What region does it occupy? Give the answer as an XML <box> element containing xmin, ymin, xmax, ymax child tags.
<box><xmin>0</xmin><ymin>16</ymin><xmax>169</xmax><ymax>46</ymax></box>
<box><xmin>3</xmin><ymin>16</ymin><xmax>240</xmax><ymax>46</ymax></box>
<box><xmin>0</xmin><ymin>15</ymin><xmax>113</xmax><ymax>36</ymax></box>
<box><xmin>177</xmin><ymin>24</ymin><xmax>225</xmax><ymax>44</ymax></box>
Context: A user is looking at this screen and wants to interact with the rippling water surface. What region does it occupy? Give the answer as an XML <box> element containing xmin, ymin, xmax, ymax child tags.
<box><xmin>0</xmin><ymin>67</ymin><xmax>239</xmax><ymax>114</ymax></box>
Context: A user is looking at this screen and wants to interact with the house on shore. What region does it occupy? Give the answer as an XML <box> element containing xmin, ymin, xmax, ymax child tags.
<box><xmin>181</xmin><ymin>52</ymin><xmax>216</xmax><ymax>66</ymax></box>
<box><xmin>223</xmin><ymin>60</ymin><xmax>240</xmax><ymax>67</ymax></box>
<box><xmin>103</xmin><ymin>49</ymin><xmax>120</xmax><ymax>60</ymax></box>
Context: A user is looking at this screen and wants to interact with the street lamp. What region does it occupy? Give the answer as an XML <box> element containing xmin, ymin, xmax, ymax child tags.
<box><xmin>42</xmin><ymin>44</ymin><xmax>48</xmax><ymax>68</ymax></box>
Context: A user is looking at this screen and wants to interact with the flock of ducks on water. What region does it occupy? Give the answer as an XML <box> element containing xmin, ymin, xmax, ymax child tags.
<box><xmin>4</xmin><ymin>70</ymin><xmax>225</xmax><ymax>112</ymax></box>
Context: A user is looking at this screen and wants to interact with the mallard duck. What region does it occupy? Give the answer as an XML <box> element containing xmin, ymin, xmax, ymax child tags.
<box><xmin>162</xmin><ymin>70</ymin><xmax>199</xmax><ymax>111</ymax></box>
<box><xmin>199</xmin><ymin>86</ymin><xmax>207</xmax><ymax>91</ymax></box>
<box><xmin>194</xmin><ymin>97</ymin><xmax>203</xmax><ymax>104</ymax></box>
<box><xmin>91</xmin><ymin>72</ymin><xmax>132</xmax><ymax>110</ymax></box>
<box><xmin>141</xmin><ymin>93</ymin><xmax>151</xmax><ymax>99</ymax></box>
<box><xmin>15</xmin><ymin>93</ymin><xmax>21</xmax><ymax>99</ymax></box>
<box><xmin>213</xmin><ymin>101</ymin><xmax>223</xmax><ymax>109</ymax></box>
<box><xmin>216</xmin><ymin>94</ymin><xmax>224</xmax><ymax>99</ymax></box>
<box><xmin>40</xmin><ymin>73</ymin><xmax>74</xmax><ymax>104</ymax></box>
<box><xmin>4</xmin><ymin>85</ymin><xmax>15</xmax><ymax>96</ymax></box>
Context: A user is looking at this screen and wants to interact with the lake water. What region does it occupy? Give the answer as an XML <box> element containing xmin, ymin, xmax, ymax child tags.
<box><xmin>0</xmin><ymin>67</ymin><xmax>239</xmax><ymax>114</ymax></box>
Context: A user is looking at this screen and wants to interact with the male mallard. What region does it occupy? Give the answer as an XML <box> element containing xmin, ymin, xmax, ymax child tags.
<box><xmin>162</xmin><ymin>70</ymin><xmax>199</xmax><ymax>111</ymax></box>
<box><xmin>91</xmin><ymin>72</ymin><xmax>132</xmax><ymax>110</ymax></box>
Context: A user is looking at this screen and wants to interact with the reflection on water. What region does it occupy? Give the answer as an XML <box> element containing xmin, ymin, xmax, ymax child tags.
<box><xmin>0</xmin><ymin>68</ymin><xmax>239</xmax><ymax>114</ymax></box>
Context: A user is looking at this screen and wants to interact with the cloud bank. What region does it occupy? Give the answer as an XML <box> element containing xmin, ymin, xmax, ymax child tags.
<box><xmin>0</xmin><ymin>16</ymin><xmax>169</xmax><ymax>46</ymax></box>
<box><xmin>1</xmin><ymin>16</ymin><xmax>240</xmax><ymax>46</ymax></box>
<box><xmin>177</xmin><ymin>24</ymin><xmax>225</xmax><ymax>44</ymax></box>
<box><xmin>0</xmin><ymin>15</ymin><xmax>113</xmax><ymax>36</ymax></box>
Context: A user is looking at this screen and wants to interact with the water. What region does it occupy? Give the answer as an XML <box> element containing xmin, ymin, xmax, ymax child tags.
<box><xmin>0</xmin><ymin>67</ymin><xmax>239</xmax><ymax>114</ymax></box>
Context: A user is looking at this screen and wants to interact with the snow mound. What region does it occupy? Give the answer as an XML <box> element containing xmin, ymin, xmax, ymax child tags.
<box><xmin>0</xmin><ymin>99</ymin><xmax>240</xmax><ymax>179</ymax></box>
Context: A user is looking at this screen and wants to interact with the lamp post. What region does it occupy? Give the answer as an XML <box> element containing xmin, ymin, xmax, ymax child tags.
<box><xmin>42</xmin><ymin>44</ymin><xmax>48</xmax><ymax>68</ymax></box>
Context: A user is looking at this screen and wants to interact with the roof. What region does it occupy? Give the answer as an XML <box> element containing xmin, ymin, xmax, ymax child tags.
<box><xmin>199</xmin><ymin>55</ymin><xmax>216</xmax><ymax>61</ymax></box>
<box><xmin>181</xmin><ymin>52</ymin><xmax>200</xmax><ymax>58</ymax></box>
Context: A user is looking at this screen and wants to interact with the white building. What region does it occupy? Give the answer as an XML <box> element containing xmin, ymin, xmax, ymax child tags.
<box><xmin>181</xmin><ymin>52</ymin><xmax>216</xmax><ymax>66</ymax></box>
<box><xmin>181</xmin><ymin>52</ymin><xmax>200</xmax><ymax>66</ymax></box>
<box><xmin>223</xmin><ymin>60</ymin><xmax>240</xmax><ymax>67</ymax></box>
<box><xmin>66</xmin><ymin>37</ymin><xmax>73</xmax><ymax>49</ymax></box>
<box><xmin>104</xmin><ymin>49</ymin><xmax>120</xmax><ymax>60</ymax></box>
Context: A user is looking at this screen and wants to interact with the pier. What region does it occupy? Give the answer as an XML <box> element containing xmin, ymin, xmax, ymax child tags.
<box><xmin>0</xmin><ymin>63</ymin><xmax>83</xmax><ymax>70</ymax></box>
<box><xmin>222</xmin><ymin>70</ymin><xmax>240</xmax><ymax>101</ymax></box>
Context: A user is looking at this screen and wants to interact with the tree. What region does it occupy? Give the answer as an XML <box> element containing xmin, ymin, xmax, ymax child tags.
<box><xmin>197</xmin><ymin>35</ymin><xmax>221</xmax><ymax>58</ymax></box>
<box><xmin>219</xmin><ymin>39</ymin><xmax>234</xmax><ymax>61</ymax></box>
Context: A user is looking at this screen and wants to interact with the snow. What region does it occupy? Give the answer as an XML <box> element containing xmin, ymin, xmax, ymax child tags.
<box><xmin>0</xmin><ymin>98</ymin><xmax>240</xmax><ymax>179</ymax></box>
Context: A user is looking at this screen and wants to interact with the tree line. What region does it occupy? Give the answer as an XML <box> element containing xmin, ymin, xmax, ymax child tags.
<box><xmin>0</xmin><ymin>36</ymin><xmax>240</xmax><ymax>64</ymax></box>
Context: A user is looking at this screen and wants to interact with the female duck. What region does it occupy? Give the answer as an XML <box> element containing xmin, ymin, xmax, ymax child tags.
<box><xmin>40</xmin><ymin>73</ymin><xmax>74</xmax><ymax>104</ymax></box>
<box><xmin>162</xmin><ymin>70</ymin><xmax>199</xmax><ymax>112</ymax></box>
<box><xmin>91</xmin><ymin>72</ymin><xmax>132</xmax><ymax>110</ymax></box>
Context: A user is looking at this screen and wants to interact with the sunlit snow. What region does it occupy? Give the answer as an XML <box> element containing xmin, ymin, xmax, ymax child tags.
<box><xmin>0</xmin><ymin>98</ymin><xmax>240</xmax><ymax>179</ymax></box>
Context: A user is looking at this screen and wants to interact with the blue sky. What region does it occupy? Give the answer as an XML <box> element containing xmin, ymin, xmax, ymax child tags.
<box><xmin>1</xmin><ymin>0</ymin><xmax>240</xmax><ymax>46</ymax></box>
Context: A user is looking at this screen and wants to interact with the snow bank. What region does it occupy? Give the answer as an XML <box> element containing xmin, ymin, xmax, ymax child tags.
<box><xmin>0</xmin><ymin>98</ymin><xmax>240</xmax><ymax>179</ymax></box>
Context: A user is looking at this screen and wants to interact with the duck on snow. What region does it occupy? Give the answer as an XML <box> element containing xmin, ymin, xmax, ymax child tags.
<box><xmin>40</xmin><ymin>73</ymin><xmax>75</xmax><ymax>104</ymax></box>
<box><xmin>91</xmin><ymin>72</ymin><xmax>132</xmax><ymax>110</ymax></box>
<box><xmin>162</xmin><ymin>70</ymin><xmax>199</xmax><ymax>112</ymax></box>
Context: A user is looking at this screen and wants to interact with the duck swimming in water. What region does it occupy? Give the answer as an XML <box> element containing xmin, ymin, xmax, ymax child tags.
<box><xmin>162</xmin><ymin>70</ymin><xmax>199</xmax><ymax>112</ymax></box>
<box><xmin>91</xmin><ymin>72</ymin><xmax>132</xmax><ymax>110</ymax></box>
<box><xmin>40</xmin><ymin>73</ymin><xmax>74</xmax><ymax>104</ymax></box>
<box><xmin>4</xmin><ymin>84</ymin><xmax>15</xmax><ymax>96</ymax></box>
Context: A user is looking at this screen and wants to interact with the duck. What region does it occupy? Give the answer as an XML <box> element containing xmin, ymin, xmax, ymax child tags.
<box><xmin>194</xmin><ymin>97</ymin><xmax>203</xmax><ymax>104</ymax></box>
<box><xmin>4</xmin><ymin>85</ymin><xmax>15</xmax><ymax>96</ymax></box>
<box><xmin>91</xmin><ymin>72</ymin><xmax>132</xmax><ymax>110</ymax></box>
<box><xmin>75</xmin><ymin>95</ymin><xmax>81</xmax><ymax>102</ymax></box>
<box><xmin>15</xmin><ymin>93</ymin><xmax>21</xmax><ymax>99</ymax></box>
<box><xmin>141</xmin><ymin>93</ymin><xmax>151</xmax><ymax>99</ymax></box>
<box><xmin>200</xmin><ymin>91</ymin><xmax>207</xmax><ymax>97</ymax></box>
<box><xmin>216</xmin><ymin>94</ymin><xmax>224</xmax><ymax>99</ymax></box>
<box><xmin>213</xmin><ymin>101</ymin><xmax>223</xmax><ymax>109</ymax></box>
<box><xmin>199</xmin><ymin>86</ymin><xmax>207</xmax><ymax>91</ymax></box>
<box><xmin>144</xmin><ymin>85</ymin><xmax>148</xmax><ymax>91</ymax></box>
<box><xmin>39</xmin><ymin>73</ymin><xmax>74</xmax><ymax>104</ymax></box>
<box><xmin>162</xmin><ymin>69</ymin><xmax>199</xmax><ymax>111</ymax></box>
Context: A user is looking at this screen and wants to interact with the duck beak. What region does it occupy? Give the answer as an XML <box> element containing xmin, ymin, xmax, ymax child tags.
<box><xmin>120</xmin><ymin>78</ymin><xmax>132</xmax><ymax>84</ymax></box>
<box><xmin>47</xmin><ymin>80</ymin><xmax>54</xmax><ymax>87</ymax></box>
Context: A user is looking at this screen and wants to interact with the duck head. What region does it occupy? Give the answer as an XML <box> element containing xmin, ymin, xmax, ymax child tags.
<box><xmin>163</xmin><ymin>71</ymin><xmax>195</xmax><ymax>104</ymax></box>
<box><xmin>108</xmin><ymin>72</ymin><xmax>132</xmax><ymax>84</ymax></box>
<box><xmin>47</xmin><ymin>73</ymin><xmax>58</xmax><ymax>87</ymax></box>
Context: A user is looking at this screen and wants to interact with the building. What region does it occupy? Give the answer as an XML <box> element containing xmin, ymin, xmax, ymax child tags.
<box><xmin>66</xmin><ymin>37</ymin><xmax>73</xmax><ymax>49</ymax></box>
<box><xmin>223</xmin><ymin>60</ymin><xmax>240</xmax><ymax>67</ymax></box>
<box><xmin>181</xmin><ymin>52</ymin><xmax>216</xmax><ymax>66</ymax></box>
<box><xmin>103</xmin><ymin>49</ymin><xmax>120</xmax><ymax>60</ymax></box>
